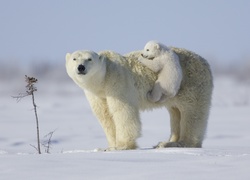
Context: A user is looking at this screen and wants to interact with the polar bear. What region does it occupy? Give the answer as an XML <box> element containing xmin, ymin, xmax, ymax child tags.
<box><xmin>65</xmin><ymin>48</ymin><xmax>213</xmax><ymax>150</ymax></box>
<box><xmin>139</xmin><ymin>41</ymin><xmax>182</xmax><ymax>102</ymax></box>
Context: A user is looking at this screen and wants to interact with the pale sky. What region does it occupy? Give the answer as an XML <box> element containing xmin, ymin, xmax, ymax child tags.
<box><xmin>1</xmin><ymin>0</ymin><xmax>249</xmax><ymax>65</ymax></box>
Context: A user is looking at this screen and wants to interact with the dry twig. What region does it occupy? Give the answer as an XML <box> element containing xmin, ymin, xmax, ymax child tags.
<box><xmin>13</xmin><ymin>75</ymin><xmax>41</xmax><ymax>154</ymax></box>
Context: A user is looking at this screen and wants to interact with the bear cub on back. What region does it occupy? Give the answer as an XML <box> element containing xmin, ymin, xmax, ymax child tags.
<box><xmin>139</xmin><ymin>41</ymin><xmax>182</xmax><ymax>102</ymax></box>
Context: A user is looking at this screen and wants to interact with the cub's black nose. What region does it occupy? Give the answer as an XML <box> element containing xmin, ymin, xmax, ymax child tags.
<box><xmin>78</xmin><ymin>64</ymin><xmax>85</xmax><ymax>72</ymax></box>
<box><xmin>141</xmin><ymin>54</ymin><xmax>146</xmax><ymax>58</ymax></box>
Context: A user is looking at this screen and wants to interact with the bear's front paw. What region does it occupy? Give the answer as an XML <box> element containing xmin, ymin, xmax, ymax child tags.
<box><xmin>93</xmin><ymin>148</ymin><xmax>106</xmax><ymax>152</ymax></box>
<box><xmin>93</xmin><ymin>147</ymin><xmax>117</xmax><ymax>152</ymax></box>
<box><xmin>104</xmin><ymin>147</ymin><xmax>117</xmax><ymax>151</ymax></box>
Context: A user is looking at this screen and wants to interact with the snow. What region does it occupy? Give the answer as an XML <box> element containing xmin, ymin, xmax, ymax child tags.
<box><xmin>1</xmin><ymin>76</ymin><xmax>250</xmax><ymax>180</ymax></box>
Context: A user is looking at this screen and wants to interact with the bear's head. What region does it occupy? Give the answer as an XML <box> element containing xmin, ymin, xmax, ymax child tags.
<box><xmin>66</xmin><ymin>50</ymin><xmax>105</xmax><ymax>82</ymax></box>
<box><xmin>141</xmin><ymin>41</ymin><xmax>162</xmax><ymax>60</ymax></box>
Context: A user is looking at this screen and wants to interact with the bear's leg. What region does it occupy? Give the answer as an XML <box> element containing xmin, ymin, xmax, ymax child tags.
<box><xmin>169</xmin><ymin>107</ymin><xmax>181</xmax><ymax>142</ymax></box>
<box><xmin>158</xmin><ymin>107</ymin><xmax>208</xmax><ymax>148</ymax></box>
<box><xmin>106</xmin><ymin>96</ymin><xmax>141</xmax><ymax>150</ymax></box>
<box><xmin>85</xmin><ymin>92</ymin><xmax>116</xmax><ymax>148</ymax></box>
<box><xmin>154</xmin><ymin>107</ymin><xmax>181</xmax><ymax>148</ymax></box>
<box><xmin>177</xmin><ymin>108</ymin><xmax>208</xmax><ymax>147</ymax></box>
<box><xmin>148</xmin><ymin>81</ymin><xmax>164</xmax><ymax>102</ymax></box>
<box><xmin>154</xmin><ymin>106</ymin><xmax>208</xmax><ymax>148</ymax></box>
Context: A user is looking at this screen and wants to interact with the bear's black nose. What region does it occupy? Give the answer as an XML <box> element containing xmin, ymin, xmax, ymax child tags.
<box><xmin>141</xmin><ymin>54</ymin><xmax>146</xmax><ymax>58</ymax></box>
<box><xmin>78</xmin><ymin>64</ymin><xmax>85</xmax><ymax>72</ymax></box>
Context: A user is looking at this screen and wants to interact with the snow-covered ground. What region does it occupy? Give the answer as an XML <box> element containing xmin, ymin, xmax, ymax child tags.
<box><xmin>1</xmin><ymin>76</ymin><xmax>250</xmax><ymax>180</ymax></box>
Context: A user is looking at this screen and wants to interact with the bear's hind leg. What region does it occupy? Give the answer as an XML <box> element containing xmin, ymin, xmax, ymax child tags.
<box><xmin>154</xmin><ymin>107</ymin><xmax>181</xmax><ymax>148</ymax></box>
<box><xmin>177</xmin><ymin>108</ymin><xmax>208</xmax><ymax>147</ymax></box>
<box><xmin>154</xmin><ymin>106</ymin><xmax>208</xmax><ymax>148</ymax></box>
<box><xmin>159</xmin><ymin>107</ymin><xmax>208</xmax><ymax>148</ymax></box>
<box><xmin>169</xmin><ymin>107</ymin><xmax>181</xmax><ymax>142</ymax></box>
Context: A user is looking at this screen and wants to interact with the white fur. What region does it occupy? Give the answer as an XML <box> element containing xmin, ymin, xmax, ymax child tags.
<box><xmin>66</xmin><ymin>48</ymin><xmax>213</xmax><ymax>150</ymax></box>
<box><xmin>139</xmin><ymin>41</ymin><xmax>182</xmax><ymax>102</ymax></box>
<box><xmin>66</xmin><ymin>50</ymin><xmax>107</xmax><ymax>97</ymax></box>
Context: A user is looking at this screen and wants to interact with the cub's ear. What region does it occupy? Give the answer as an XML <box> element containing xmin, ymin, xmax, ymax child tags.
<box><xmin>66</xmin><ymin>53</ymin><xmax>71</xmax><ymax>61</ymax></box>
<box><xmin>155</xmin><ymin>43</ymin><xmax>160</xmax><ymax>50</ymax></box>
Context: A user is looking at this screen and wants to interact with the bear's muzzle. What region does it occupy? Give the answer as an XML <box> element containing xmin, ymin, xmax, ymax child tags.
<box><xmin>77</xmin><ymin>64</ymin><xmax>86</xmax><ymax>75</ymax></box>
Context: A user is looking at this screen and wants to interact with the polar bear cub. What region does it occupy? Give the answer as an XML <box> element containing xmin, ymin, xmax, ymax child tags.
<box><xmin>139</xmin><ymin>41</ymin><xmax>183</xmax><ymax>102</ymax></box>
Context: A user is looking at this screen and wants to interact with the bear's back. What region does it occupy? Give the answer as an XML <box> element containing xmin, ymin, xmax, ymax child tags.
<box><xmin>125</xmin><ymin>48</ymin><xmax>213</xmax><ymax>108</ymax></box>
<box><xmin>99</xmin><ymin>49</ymin><xmax>213</xmax><ymax>110</ymax></box>
<box><xmin>171</xmin><ymin>47</ymin><xmax>213</xmax><ymax>106</ymax></box>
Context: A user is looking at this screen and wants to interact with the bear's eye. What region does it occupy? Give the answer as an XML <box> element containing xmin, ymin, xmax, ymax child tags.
<box><xmin>146</xmin><ymin>49</ymin><xmax>149</xmax><ymax>51</ymax></box>
<box><xmin>73</xmin><ymin>58</ymin><xmax>76</xmax><ymax>61</ymax></box>
<box><xmin>88</xmin><ymin>58</ymin><xmax>92</xmax><ymax>61</ymax></box>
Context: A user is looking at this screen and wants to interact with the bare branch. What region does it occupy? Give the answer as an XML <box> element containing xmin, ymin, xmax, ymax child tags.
<box><xmin>30</xmin><ymin>144</ymin><xmax>38</xmax><ymax>152</ymax></box>
<box><xmin>42</xmin><ymin>130</ymin><xmax>56</xmax><ymax>154</ymax></box>
<box><xmin>12</xmin><ymin>92</ymin><xmax>30</xmax><ymax>102</ymax></box>
<box><xmin>13</xmin><ymin>75</ymin><xmax>41</xmax><ymax>154</ymax></box>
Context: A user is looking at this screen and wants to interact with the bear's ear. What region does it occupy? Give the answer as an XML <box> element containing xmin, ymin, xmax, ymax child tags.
<box><xmin>99</xmin><ymin>54</ymin><xmax>105</xmax><ymax>62</ymax></box>
<box><xmin>66</xmin><ymin>53</ymin><xmax>71</xmax><ymax>61</ymax></box>
<box><xmin>155</xmin><ymin>43</ymin><xmax>160</xmax><ymax>50</ymax></box>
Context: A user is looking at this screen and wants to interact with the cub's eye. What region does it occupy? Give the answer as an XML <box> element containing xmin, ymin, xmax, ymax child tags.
<box><xmin>146</xmin><ymin>49</ymin><xmax>149</xmax><ymax>51</ymax></box>
<box><xmin>88</xmin><ymin>58</ymin><xmax>92</xmax><ymax>61</ymax></box>
<box><xmin>73</xmin><ymin>58</ymin><xmax>76</xmax><ymax>61</ymax></box>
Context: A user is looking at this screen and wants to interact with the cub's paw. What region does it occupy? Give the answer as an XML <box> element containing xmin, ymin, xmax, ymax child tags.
<box><xmin>138</xmin><ymin>56</ymin><xmax>145</xmax><ymax>63</ymax></box>
<box><xmin>157</xmin><ymin>94</ymin><xmax>168</xmax><ymax>103</ymax></box>
<box><xmin>147</xmin><ymin>91</ymin><xmax>158</xmax><ymax>103</ymax></box>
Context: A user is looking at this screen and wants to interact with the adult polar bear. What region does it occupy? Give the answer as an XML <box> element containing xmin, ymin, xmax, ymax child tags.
<box><xmin>66</xmin><ymin>47</ymin><xmax>213</xmax><ymax>150</ymax></box>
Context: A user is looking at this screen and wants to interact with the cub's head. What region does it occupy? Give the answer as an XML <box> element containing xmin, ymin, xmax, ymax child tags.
<box><xmin>65</xmin><ymin>50</ymin><xmax>104</xmax><ymax>81</ymax></box>
<box><xmin>141</xmin><ymin>41</ymin><xmax>162</xmax><ymax>60</ymax></box>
